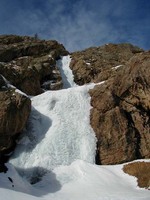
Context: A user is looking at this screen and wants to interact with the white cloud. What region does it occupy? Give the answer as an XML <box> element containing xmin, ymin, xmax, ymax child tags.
<box><xmin>0</xmin><ymin>0</ymin><xmax>149</xmax><ymax>51</ymax></box>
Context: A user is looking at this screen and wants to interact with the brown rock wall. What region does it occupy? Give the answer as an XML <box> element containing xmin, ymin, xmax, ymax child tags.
<box><xmin>0</xmin><ymin>35</ymin><xmax>68</xmax><ymax>95</ymax></box>
<box><xmin>90</xmin><ymin>52</ymin><xmax>150</xmax><ymax>164</ymax></box>
<box><xmin>0</xmin><ymin>87</ymin><xmax>31</xmax><ymax>153</ymax></box>
<box><xmin>70</xmin><ymin>43</ymin><xmax>143</xmax><ymax>85</ymax></box>
<box><xmin>0</xmin><ymin>87</ymin><xmax>31</xmax><ymax>154</ymax></box>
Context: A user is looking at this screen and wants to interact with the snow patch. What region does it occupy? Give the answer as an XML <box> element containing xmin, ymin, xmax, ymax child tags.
<box><xmin>112</xmin><ymin>65</ymin><xmax>123</xmax><ymax>70</ymax></box>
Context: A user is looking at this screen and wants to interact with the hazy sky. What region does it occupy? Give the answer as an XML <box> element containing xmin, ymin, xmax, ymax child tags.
<box><xmin>0</xmin><ymin>0</ymin><xmax>150</xmax><ymax>51</ymax></box>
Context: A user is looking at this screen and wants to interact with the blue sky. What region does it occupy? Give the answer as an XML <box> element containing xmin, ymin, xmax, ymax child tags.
<box><xmin>0</xmin><ymin>0</ymin><xmax>150</xmax><ymax>51</ymax></box>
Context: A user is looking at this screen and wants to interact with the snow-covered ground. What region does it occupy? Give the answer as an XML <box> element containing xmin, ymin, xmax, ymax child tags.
<box><xmin>1</xmin><ymin>160</ymin><xmax>150</xmax><ymax>200</ymax></box>
<box><xmin>1</xmin><ymin>56</ymin><xmax>149</xmax><ymax>200</ymax></box>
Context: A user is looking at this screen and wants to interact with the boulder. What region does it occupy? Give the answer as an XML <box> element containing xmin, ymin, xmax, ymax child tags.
<box><xmin>90</xmin><ymin>51</ymin><xmax>150</xmax><ymax>165</ymax></box>
<box><xmin>0</xmin><ymin>35</ymin><xmax>68</xmax><ymax>95</ymax></box>
<box><xmin>123</xmin><ymin>161</ymin><xmax>150</xmax><ymax>189</ymax></box>
<box><xmin>70</xmin><ymin>43</ymin><xmax>143</xmax><ymax>85</ymax></box>
<box><xmin>0</xmin><ymin>75</ymin><xmax>31</xmax><ymax>153</ymax></box>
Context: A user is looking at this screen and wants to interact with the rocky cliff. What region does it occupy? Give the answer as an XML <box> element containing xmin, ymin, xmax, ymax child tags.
<box><xmin>69</xmin><ymin>42</ymin><xmax>149</xmax><ymax>165</ymax></box>
<box><xmin>0</xmin><ymin>74</ymin><xmax>31</xmax><ymax>172</ymax></box>
<box><xmin>90</xmin><ymin>52</ymin><xmax>150</xmax><ymax>164</ymax></box>
<box><xmin>70</xmin><ymin>43</ymin><xmax>143</xmax><ymax>84</ymax></box>
<box><xmin>0</xmin><ymin>35</ymin><xmax>149</xmax><ymax>170</ymax></box>
<box><xmin>0</xmin><ymin>35</ymin><xmax>68</xmax><ymax>95</ymax></box>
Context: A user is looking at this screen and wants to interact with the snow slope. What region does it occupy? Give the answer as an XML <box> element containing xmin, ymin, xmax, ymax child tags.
<box><xmin>1</xmin><ymin>56</ymin><xmax>149</xmax><ymax>200</ymax></box>
<box><xmin>0</xmin><ymin>160</ymin><xmax>150</xmax><ymax>200</ymax></box>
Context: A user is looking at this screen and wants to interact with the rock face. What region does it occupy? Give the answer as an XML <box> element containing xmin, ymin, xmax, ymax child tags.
<box><xmin>70</xmin><ymin>43</ymin><xmax>143</xmax><ymax>85</ymax></box>
<box><xmin>90</xmin><ymin>52</ymin><xmax>150</xmax><ymax>164</ymax></box>
<box><xmin>123</xmin><ymin>161</ymin><xmax>150</xmax><ymax>189</ymax></box>
<box><xmin>0</xmin><ymin>75</ymin><xmax>31</xmax><ymax>159</ymax></box>
<box><xmin>0</xmin><ymin>35</ymin><xmax>68</xmax><ymax>95</ymax></box>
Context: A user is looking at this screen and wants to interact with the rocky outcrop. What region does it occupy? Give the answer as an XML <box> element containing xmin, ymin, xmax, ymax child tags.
<box><xmin>0</xmin><ymin>35</ymin><xmax>68</xmax><ymax>172</ymax></box>
<box><xmin>123</xmin><ymin>161</ymin><xmax>150</xmax><ymax>189</ymax></box>
<box><xmin>0</xmin><ymin>35</ymin><xmax>68</xmax><ymax>95</ymax></box>
<box><xmin>90</xmin><ymin>51</ymin><xmax>150</xmax><ymax>165</ymax></box>
<box><xmin>70</xmin><ymin>43</ymin><xmax>143</xmax><ymax>85</ymax></box>
<box><xmin>0</xmin><ymin>75</ymin><xmax>31</xmax><ymax>156</ymax></box>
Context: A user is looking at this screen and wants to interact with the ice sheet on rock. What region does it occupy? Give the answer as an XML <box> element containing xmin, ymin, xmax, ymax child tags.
<box><xmin>57</xmin><ymin>55</ymin><xmax>77</xmax><ymax>88</ymax></box>
<box><xmin>9</xmin><ymin>84</ymin><xmax>96</xmax><ymax>181</ymax></box>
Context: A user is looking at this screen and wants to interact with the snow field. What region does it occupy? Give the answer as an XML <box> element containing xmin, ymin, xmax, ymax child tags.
<box><xmin>1</xmin><ymin>160</ymin><xmax>150</xmax><ymax>200</ymax></box>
